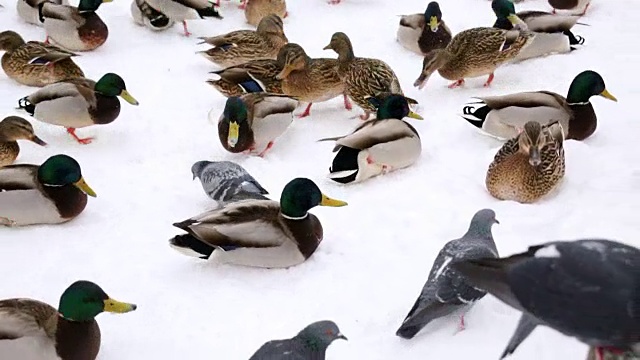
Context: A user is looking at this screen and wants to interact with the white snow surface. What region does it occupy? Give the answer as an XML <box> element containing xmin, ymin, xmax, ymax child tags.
<box><xmin>1</xmin><ymin>0</ymin><xmax>639</xmax><ymax>359</ymax></box>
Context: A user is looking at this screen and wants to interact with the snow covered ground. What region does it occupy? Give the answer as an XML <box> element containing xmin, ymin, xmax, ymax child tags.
<box><xmin>0</xmin><ymin>0</ymin><xmax>638</xmax><ymax>358</ymax></box>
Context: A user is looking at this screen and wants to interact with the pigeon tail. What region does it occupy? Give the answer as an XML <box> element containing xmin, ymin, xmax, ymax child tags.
<box><xmin>500</xmin><ymin>313</ymin><xmax>539</xmax><ymax>359</ymax></box>
<box><xmin>169</xmin><ymin>234</ymin><xmax>214</xmax><ymax>259</ymax></box>
<box><xmin>451</xmin><ymin>256</ymin><xmax>526</xmax><ymax>312</ymax></box>
<box><xmin>396</xmin><ymin>301</ymin><xmax>461</xmax><ymax>339</ymax></box>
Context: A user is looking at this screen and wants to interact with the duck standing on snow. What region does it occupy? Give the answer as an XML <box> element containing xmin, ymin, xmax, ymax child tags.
<box><xmin>16</xmin><ymin>0</ymin><xmax>68</xmax><ymax>26</ymax></box>
<box><xmin>397</xmin><ymin>2</ymin><xmax>452</xmax><ymax>56</ymax></box>
<box><xmin>191</xmin><ymin>160</ymin><xmax>269</xmax><ymax>205</ymax></box>
<box><xmin>169</xmin><ymin>177</ymin><xmax>348</xmax><ymax>268</ymax></box>
<box><xmin>275</xmin><ymin>43</ymin><xmax>351</xmax><ymax>118</ymax></box>
<box><xmin>0</xmin><ymin>280</ymin><xmax>136</xmax><ymax>360</ymax></box>
<box><xmin>144</xmin><ymin>0</ymin><xmax>222</xmax><ymax>36</ymax></box>
<box><xmin>0</xmin><ymin>154</ymin><xmax>96</xmax><ymax>227</ymax></box>
<box><xmin>396</xmin><ymin>209</ymin><xmax>499</xmax><ymax>339</ymax></box>
<box><xmin>40</xmin><ymin>0</ymin><xmax>112</xmax><ymax>51</ymax></box>
<box><xmin>0</xmin><ymin>116</ymin><xmax>47</xmax><ymax>167</ymax></box>
<box><xmin>486</xmin><ymin>121</ymin><xmax>565</xmax><ymax>204</ymax></box>
<box><xmin>451</xmin><ymin>239</ymin><xmax>640</xmax><ymax>359</ymax></box>
<box><xmin>323</xmin><ymin>32</ymin><xmax>404</xmax><ymax>120</ymax></box>
<box><xmin>249</xmin><ymin>321</ymin><xmax>347</xmax><ymax>359</ymax></box>
<box><xmin>549</xmin><ymin>0</ymin><xmax>590</xmax><ymax>16</ymax></box>
<box><xmin>17</xmin><ymin>73</ymin><xmax>139</xmax><ymax>144</ymax></box>
<box><xmin>413</xmin><ymin>27</ymin><xmax>534</xmax><ymax>89</ymax></box>
<box><xmin>461</xmin><ymin>70</ymin><xmax>617</xmax><ymax>140</ymax></box>
<box><xmin>0</xmin><ymin>30</ymin><xmax>84</xmax><ymax>87</ymax></box>
<box><xmin>320</xmin><ymin>93</ymin><xmax>422</xmax><ymax>184</ymax></box>
<box><xmin>491</xmin><ymin>0</ymin><xmax>585</xmax><ymax>62</ymax></box>
<box><xmin>214</xmin><ymin>92</ymin><xmax>298</xmax><ymax>157</ymax></box>
<box><xmin>130</xmin><ymin>0</ymin><xmax>174</xmax><ymax>31</ymax></box>
<box><xmin>244</xmin><ymin>0</ymin><xmax>287</xmax><ymax>26</ymax></box>
<box><xmin>198</xmin><ymin>14</ymin><xmax>287</xmax><ymax>68</ymax></box>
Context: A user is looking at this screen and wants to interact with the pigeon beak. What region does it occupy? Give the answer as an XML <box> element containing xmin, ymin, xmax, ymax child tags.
<box><xmin>337</xmin><ymin>333</ymin><xmax>348</xmax><ymax>341</ymax></box>
<box><xmin>494</xmin><ymin>218</ymin><xmax>500</xmax><ymax>224</ymax></box>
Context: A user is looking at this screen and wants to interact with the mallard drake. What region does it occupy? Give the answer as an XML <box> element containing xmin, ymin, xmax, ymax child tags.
<box><xmin>413</xmin><ymin>27</ymin><xmax>534</xmax><ymax>89</ymax></box>
<box><xmin>323</xmin><ymin>32</ymin><xmax>403</xmax><ymax>121</ymax></box>
<box><xmin>130</xmin><ymin>0</ymin><xmax>175</xmax><ymax>31</ymax></box>
<box><xmin>0</xmin><ymin>30</ymin><xmax>84</xmax><ymax>87</ymax></box>
<box><xmin>17</xmin><ymin>72</ymin><xmax>139</xmax><ymax>144</ymax></box>
<box><xmin>145</xmin><ymin>0</ymin><xmax>222</xmax><ymax>36</ymax></box>
<box><xmin>319</xmin><ymin>93</ymin><xmax>422</xmax><ymax>184</ymax></box>
<box><xmin>245</xmin><ymin>0</ymin><xmax>287</xmax><ymax>26</ymax></box>
<box><xmin>486</xmin><ymin>121</ymin><xmax>565</xmax><ymax>204</ymax></box>
<box><xmin>168</xmin><ymin>177</ymin><xmax>347</xmax><ymax>268</ymax></box>
<box><xmin>40</xmin><ymin>0</ymin><xmax>112</xmax><ymax>51</ymax></box>
<box><xmin>0</xmin><ymin>280</ymin><xmax>136</xmax><ymax>360</ymax></box>
<box><xmin>0</xmin><ymin>154</ymin><xmax>96</xmax><ymax>226</ymax></box>
<box><xmin>0</xmin><ymin>116</ymin><xmax>47</xmax><ymax>167</ymax></box>
<box><xmin>549</xmin><ymin>0</ymin><xmax>590</xmax><ymax>16</ymax></box>
<box><xmin>16</xmin><ymin>0</ymin><xmax>68</xmax><ymax>26</ymax></box>
<box><xmin>492</xmin><ymin>0</ymin><xmax>584</xmax><ymax>62</ymax></box>
<box><xmin>397</xmin><ymin>2</ymin><xmax>452</xmax><ymax>56</ymax></box>
<box><xmin>461</xmin><ymin>70</ymin><xmax>617</xmax><ymax>141</ymax></box>
<box><xmin>214</xmin><ymin>93</ymin><xmax>298</xmax><ymax>157</ymax></box>
<box><xmin>198</xmin><ymin>14</ymin><xmax>287</xmax><ymax>68</ymax></box>
<box><xmin>275</xmin><ymin>42</ymin><xmax>351</xmax><ymax>118</ymax></box>
<box><xmin>206</xmin><ymin>58</ymin><xmax>283</xmax><ymax>97</ymax></box>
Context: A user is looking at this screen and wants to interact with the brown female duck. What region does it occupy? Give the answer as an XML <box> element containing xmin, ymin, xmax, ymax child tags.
<box><xmin>0</xmin><ymin>116</ymin><xmax>47</xmax><ymax>167</ymax></box>
<box><xmin>275</xmin><ymin>43</ymin><xmax>352</xmax><ymax>118</ymax></box>
<box><xmin>323</xmin><ymin>32</ymin><xmax>403</xmax><ymax>120</ymax></box>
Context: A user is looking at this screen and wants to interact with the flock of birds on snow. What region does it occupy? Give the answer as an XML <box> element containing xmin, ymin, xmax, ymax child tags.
<box><xmin>0</xmin><ymin>0</ymin><xmax>638</xmax><ymax>359</ymax></box>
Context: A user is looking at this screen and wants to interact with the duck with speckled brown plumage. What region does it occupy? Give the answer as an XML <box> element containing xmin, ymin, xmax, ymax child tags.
<box><xmin>0</xmin><ymin>280</ymin><xmax>136</xmax><ymax>359</ymax></box>
<box><xmin>17</xmin><ymin>73</ymin><xmax>139</xmax><ymax>144</ymax></box>
<box><xmin>168</xmin><ymin>177</ymin><xmax>347</xmax><ymax>268</ymax></box>
<box><xmin>0</xmin><ymin>30</ymin><xmax>84</xmax><ymax>87</ymax></box>
<box><xmin>40</xmin><ymin>0</ymin><xmax>112</xmax><ymax>52</ymax></box>
<box><xmin>486</xmin><ymin>121</ymin><xmax>565</xmax><ymax>204</ymax></box>
<box><xmin>0</xmin><ymin>154</ymin><xmax>96</xmax><ymax>227</ymax></box>
<box><xmin>0</xmin><ymin>116</ymin><xmax>47</xmax><ymax>167</ymax></box>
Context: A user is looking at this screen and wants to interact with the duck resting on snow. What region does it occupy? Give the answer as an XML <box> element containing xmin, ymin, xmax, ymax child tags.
<box><xmin>396</xmin><ymin>1</ymin><xmax>452</xmax><ymax>56</ymax></box>
<box><xmin>169</xmin><ymin>177</ymin><xmax>348</xmax><ymax>268</ymax></box>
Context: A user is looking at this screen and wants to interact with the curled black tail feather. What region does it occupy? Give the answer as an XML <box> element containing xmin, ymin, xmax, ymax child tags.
<box><xmin>18</xmin><ymin>97</ymin><xmax>35</xmax><ymax>116</ymax></box>
<box><xmin>197</xmin><ymin>6</ymin><xmax>223</xmax><ymax>19</ymax></box>
<box><xmin>169</xmin><ymin>234</ymin><xmax>214</xmax><ymax>260</ymax></box>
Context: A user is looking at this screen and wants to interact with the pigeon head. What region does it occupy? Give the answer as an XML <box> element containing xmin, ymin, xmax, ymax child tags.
<box><xmin>297</xmin><ymin>320</ymin><xmax>347</xmax><ymax>349</ymax></box>
<box><xmin>466</xmin><ymin>209</ymin><xmax>499</xmax><ymax>238</ymax></box>
<box><xmin>191</xmin><ymin>161</ymin><xmax>213</xmax><ymax>180</ymax></box>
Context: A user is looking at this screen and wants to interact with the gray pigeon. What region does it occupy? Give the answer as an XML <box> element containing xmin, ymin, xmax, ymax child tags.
<box><xmin>451</xmin><ymin>239</ymin><xmax>640</xmax><ymax>359</ymax></box>
<box><xmin>249</xmin><ymin>320</ymin><xmax>347</xmax><ymax>360</ymax></box>
<box><xmin>191</xmin><ymin>160</ymin><xmax>269</xmax><ymax>205</ymax></box>
<box><xmin>396</xmin><ymin>208</ymin><xmax>500</xmax><ymax>339</ymax></box>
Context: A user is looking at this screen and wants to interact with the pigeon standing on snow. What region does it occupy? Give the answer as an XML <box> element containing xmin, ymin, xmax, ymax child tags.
<box><xmin>451</xmin><ymin>239</ymin><xmax>640</xmax><ymax>360</ymax></box>
<box><xmin>191</xmin><ymin>160</ymin><xmax>269</xmax><ymax>206</ymax></box>
<box><xmin>396</xmin><ymin>208</ymin><xmax>500</xmax><ymax>339</ymax></box>
<box><xmin>249</xmin><ymin>320</ymin><xmax>347</xmax><ymax>360</ymax></box>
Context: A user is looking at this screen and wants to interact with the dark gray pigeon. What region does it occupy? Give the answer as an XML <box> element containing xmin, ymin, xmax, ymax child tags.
<box><xmin>191</xmin><ymin>160</ymin><xmax>269</xmax><ymax>205</ymax></box>
<box><xmin>396</xmin><ymin>208</ymin><xmax>500</xmax><ymax>339</ymax></box>
<box><xmin>249</xmin><ymin>320</ymin><xmax>347</xmax><ymax>360</ymax></box>
<box><xmin>451</xmin><ymin>239</ymin><xmax>640</xmax><ymax>359</ymax></box>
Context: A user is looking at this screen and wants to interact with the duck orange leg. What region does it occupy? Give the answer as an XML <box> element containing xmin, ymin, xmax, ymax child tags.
<box><xmin>66</xmin><ymin>128</ymin><xmax>94</xmax><ymax>145</ymax></box>
<box><xmin>483</xmin><ymin>73</ymin><xmax>495</xmax><ymax>87</ymax></box>
<box><xmin>182</xmin><ymin>21</ymin><xmax>191</xmax><ymax>37</ymax></box>
<box><xmin>343</xmin><ymin>94</ymin><xmax>352</xmax><ymax>110</ymax></box>
<box><xmin>448</xmin><ymin>79</ymin><xmax>465</xmax><ymax>88</ymax></box>
<box><xmin>580</xmin><ymin>3</ymin><xmax>590</xmax><ymax>15</ymax></box>
<box><xmin>258</xmin><ymin>141</ymin><xmax>274</xmax><ymax>157</ymax></box>
<box><xmin>297</xmin><ymin>103</ymin><xmax>313</xmax><ymax>118</ymax></box>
